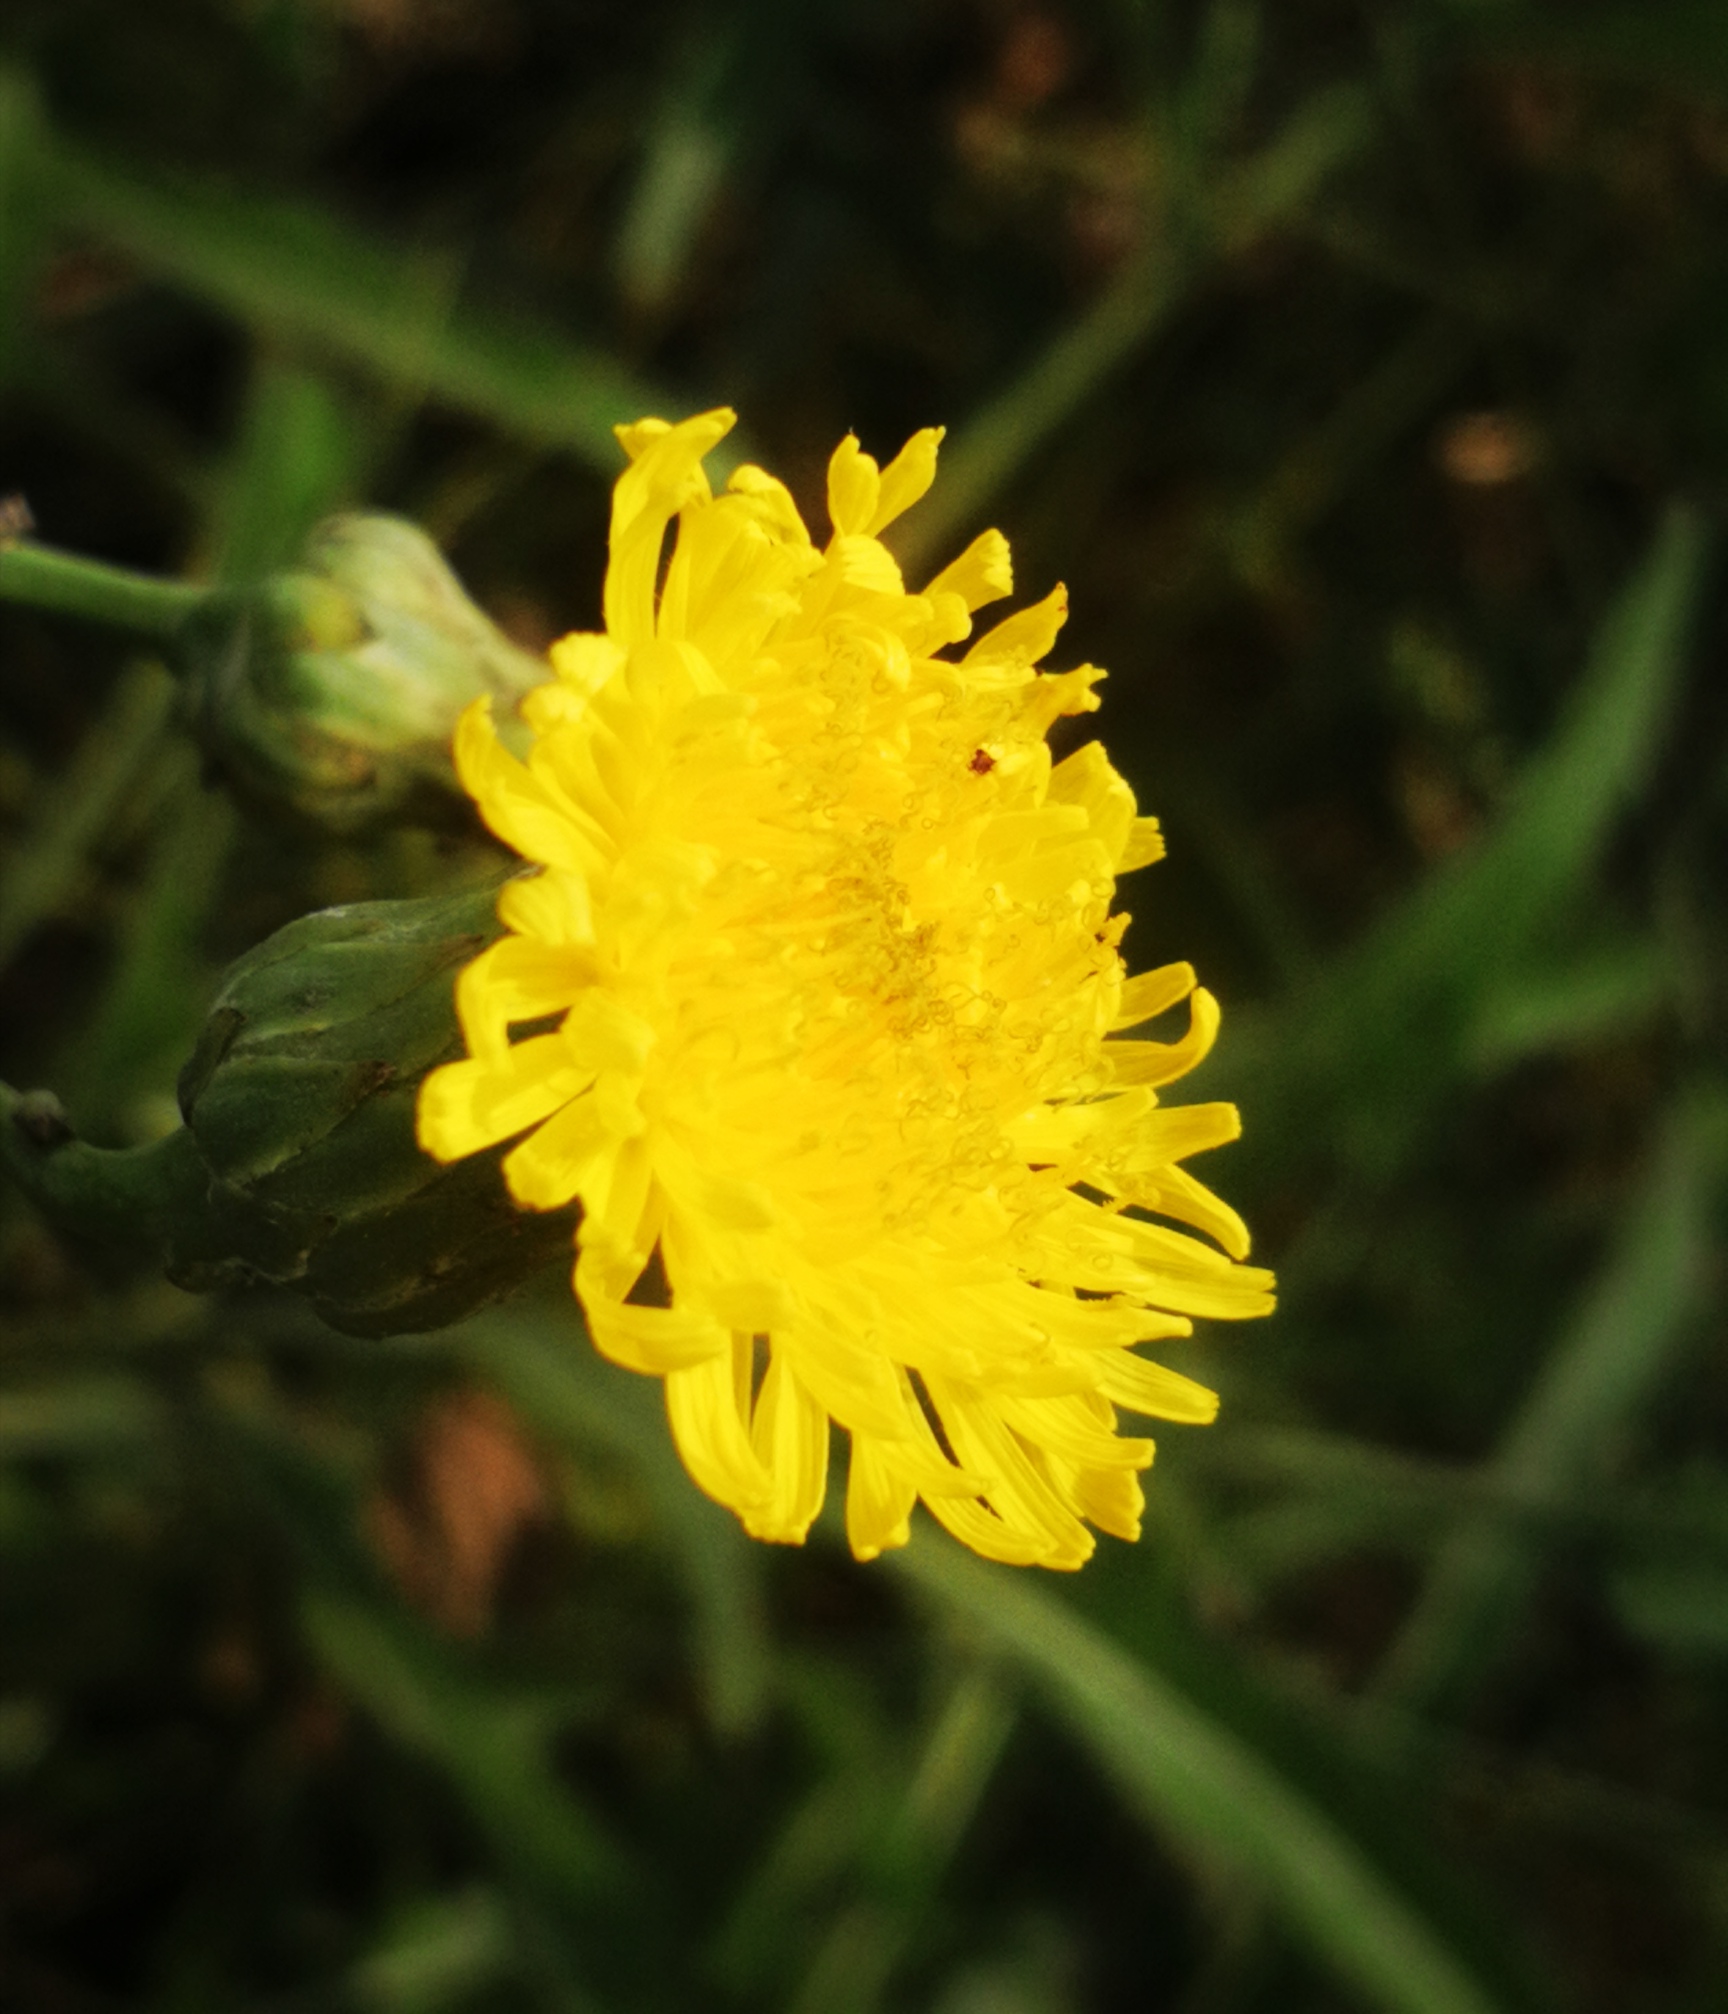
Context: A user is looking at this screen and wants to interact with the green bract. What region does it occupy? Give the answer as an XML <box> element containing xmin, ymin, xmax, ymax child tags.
<box><xmin>182</xmin><ymin>514</ymin><xmax>545</xmax><ymax>831</ymax></box>
<box><xmin>3</xmin><ymin>880</ymin><xmax>577</xmax><ymax>1335</ymax></box>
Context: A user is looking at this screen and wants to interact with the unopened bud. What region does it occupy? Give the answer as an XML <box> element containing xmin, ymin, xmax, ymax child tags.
<box><xmin>170</xmin><ymin>877</ymin><xmax>578</xmax><ymax>1333</ymax></box>
<box><xmin>184</xmin><ymin>515</ymin><xmax>545</xmax><ymax>832</ymax></box>
<box><xmin>3</xmin><ymin>879</ymin><xmax>577</xmax><ymax>1336</ymax></box>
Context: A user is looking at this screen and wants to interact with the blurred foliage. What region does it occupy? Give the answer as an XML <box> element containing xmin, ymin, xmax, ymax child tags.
<box><xmin>2</xmin><ymin>3</ymin><xmax>1728</xmax><ymax>2012</ymax></box>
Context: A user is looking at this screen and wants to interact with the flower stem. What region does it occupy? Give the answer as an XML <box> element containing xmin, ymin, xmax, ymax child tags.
<box><xmin>0</xmin><ymin>541</ymin><xmax>210</xmax><ymax>641</ymax></box>
<box><xmin>1</xmin><ymin>1084</ymin><xmax>207</xmax><ymax>1263</ymax></box>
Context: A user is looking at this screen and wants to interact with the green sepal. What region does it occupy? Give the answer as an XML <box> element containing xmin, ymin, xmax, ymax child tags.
<box><xmin>178</xmin><ymin>513</ymin><xmax>546</xmax><ymax>834</ymax></box>
<box><xmin>4</xmin><ymin>879</ymin><xmax>579</xmax><ymax>1338</ymax></box>
<box><xmin>168</xmin><ymin>877</ymin><xmax>579</xmax><ymax>1336</ymax></box>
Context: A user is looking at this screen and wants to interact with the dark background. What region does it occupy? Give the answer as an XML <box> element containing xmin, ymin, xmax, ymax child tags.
<box><xmin>2</xmin><ymin>4</ymin><xmax>1727</xmax><ymax>2011</ymax></box>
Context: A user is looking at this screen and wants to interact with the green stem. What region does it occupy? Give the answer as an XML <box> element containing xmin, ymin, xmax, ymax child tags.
<box><xmin>0</xmin><ymin>541</ymin><xmax>210</xmax><ymax>641</ymax></box>
<box><xmin>1</xmin><ymin>1083</ymin><xmax>207</xmax><ymax>1262</ymax></box>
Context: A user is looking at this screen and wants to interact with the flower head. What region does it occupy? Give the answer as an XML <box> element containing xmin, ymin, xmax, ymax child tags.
<box><xmin>418</xmin><ymin>410</ymin><xmax>1273</xmax><ymax>1568</ymax></box>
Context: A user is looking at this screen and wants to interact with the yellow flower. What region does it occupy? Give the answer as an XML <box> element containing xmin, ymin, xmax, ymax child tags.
<box><xmin>418</xmin><ymin>409</ymin><xmax>1274</xmax><ymax>1569</ymax></box>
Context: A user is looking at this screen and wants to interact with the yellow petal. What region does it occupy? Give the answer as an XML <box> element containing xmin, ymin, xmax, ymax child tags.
<box><xmin>925</xmin><ymin>528</ymin><xmax>1013</xmax><ymax>613</ymax></box>
<box><xmin>746</xmin><ymin>1350</ymin><xmax>830</xmax><ymax>1542</ymax></box>
<box><xmin>416</xmin><ymin>1034</ymin><xmax>591</xmax><ymax>1160</ymax></box>
<box><xmin>501</xmin><ymin>1088</ymin><xmax>616</xmax><ymax>1209</ymax></box>
<box><xmin>453</xmin><ymin>700</ymin><xmax>607</xmax><ymax>876</ymax></box>
<box><xmin>604</xmin><ymin>409</ymin><xmax>735</xmax><ymax>644</ymax></box>
<box><xmin>496</xmin><ymin>868</ymin><xmax>595</xmax><ymax>948</ymax></box>
<box><xmin>1110</xmin><ymin>961</ymin><xmax>1196</xmax><ymax>1030</ymax></box>
<box><xmin>845</xmin><ymin>1435</ymin><xmax>918</xmax><ymax>1561</ymax></box>
<box><xmin>1073</xmin><ymin>1463</ymin><xmax>1145</xmax><ymax>1542</ymax></box>
<box><xmin>1105</xmin><ymin>987</ymin><xmax>1222</xmax><ymax>1088</ymax></box>
<box><xmin>964</xmin><ymin>584</ymin><xmax>1067</xmax><ymax>669</ymax></box>
<box><xmin>1093</xmin><ymin>1351</ymin><xmax>1219</xmax><ymax>1424</ymax></box>
<box><xmin>929</xmin><ymin>1375</ymin><xmax>1094</xmax><ymax>1565</ymax></box>
<box><xmin>998</xmin><ymin>1392</ymin><xmax>1152</xmax><ymax>1471</ymax></box>
<box><xmin>546</xmin><ymin>631</ymin><xmax>626</xmax><ymax>702</ymax></box>
<box><xmin>826</xmin><ymin>433</ymin><xmax>880</xmax><ymax>538</ymax></box>
<box><xmin>1047</xmin><ymin>739</ymin><xmax>1136</xmax><ymax>864</ymax></box>
<box><xmin>576</xmin><ymin>1248</ymin><xmax>731</xmax><ymax>1375</ymax></box>
<box><xmin>726</xmin><ymin>463</ymin><xmax>814</xmax><ymax>546</ymax></box>
<box><xmin>665</xmin><ymin>1348</ymin><xmax>772</xmax><ymax>1514</ymax></box>
<box><xmin>561</xmin><ymin>989</ymin><xmax>656</xmax><ymax>1075</ymax></box>
<box><xmin>869</xmin><ymin>426</ymin><xmax>944</xmax><ymax>534</ymax></box>
<box><xmin>455</xmin><ymin>935</ymin><xmax>590</xmax><ymax>1061</ymax></box>
<box><xmin>924</xmin><ymin>1493</ymin><xmax>1060</xmax><ymax>1568</ymax></box>
<box><xmin>1118</xmin><ymin>817</ymin><xmax>1165</xmax><ymax>871</ymax></box>
<box><xmin>614</xmin><ymin>417</ymin><xmax>672</xmax><ymax>461</ymax></box>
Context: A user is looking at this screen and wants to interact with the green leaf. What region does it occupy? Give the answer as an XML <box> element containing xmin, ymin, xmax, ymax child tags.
<box><xmin>894</xmin><ymin>1538</ymin><xmax>1515</xmax><ymax>2014</ymax></box>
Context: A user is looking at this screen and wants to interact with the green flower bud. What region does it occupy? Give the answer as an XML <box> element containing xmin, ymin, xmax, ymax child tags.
<box><xmin>2</xmin><ymin>879</ymin><xmax>578</xmax><ymax>1336</ymax></box>
<box><xmin>183</xmin><ymin>515</ymin><xmax>545</xmax><ymax>832</ymax></box>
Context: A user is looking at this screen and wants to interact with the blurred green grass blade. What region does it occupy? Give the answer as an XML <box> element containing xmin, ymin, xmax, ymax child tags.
<box><xmin>212</xmin><ymin>352</ymin><xmax>372</xmax><ymax>583</ymax></box>
<box><xmin>706</xmin><ymin>1654</ymin><xmax>899</xmax><ymax>1992</ymax></box>
<box><xmin>1227</xmin><ymin>312</ymin><xmax>1470</xmax><ymax>593</ymax></box>
<box><xmin>1226</xmin><ymin>507</ymin><xmax>1707</xmax><ymax>1170</ymax></box>
<box><xmin>205</xmin><ymin>1385</ymin><xmax>627</xmax><ymax>1937</ymax></box>
<box><xmin>1176</xmin><ymin>0</ymin><xmax>1262</xmax><ymax>166</ymax></box>
<box><xmin>68</xmin><ymin>760</ymin><xmax>234</xmax><ymax>1130</ymax></box>
<box><xmin>612</xmin><ymin>0</ymin><xmax>812</xmax><ymax>320</ymax></box>
<box><xmin>891</xmin><ymin>1665</ymin><xmax>1017</xmax><ymax>1882</ymax></box>
<box><xmin>36</xmin><ymin>121</ymin><xmax>705</xmax><ymax>475</ymax></box>
<box><xmin>0</xmin><ymin>660</ymin><xmax>178</xmax><ymax>977</ymax></box>
<box><xmin>350</xmin><ymin>1888</ymin><xmax>514</xmax><ymax>2014</ymax></box>
<box><xmin>0</xmin><ymin>1372</ymin><xmax>164</xmax><ymax>1457</ymax></box>
<box><xmin>1608</xmin><ymin>1558</ymin><xmax>1728</xmax><ymax>1664</ymax></box>
<box><xmin>460</xmin><ymin>1305</ymin><xmax>772</xmax><ymax>1736</ymax></box>
<box><xmin>0</xmin><ymin>64</ymin><xmax>52</xmax><ymax>387</ymax></box>
<box><xmin>1373</xmin><ymin>1079</ymin><xmax>1728</xmax><ymax>1715</ymax></box>
<box><xmin>1214</xmin><ymin>83</ymin><xmax>1371</xmax><ymax>247</ymax></box>
<box><xmin>1470</xmin><ymin>2</ymin><xmax>1728</xmax><ymax>94</ymax></box>
<box><xmin>787</xmin><ymin>1665</ymin><xmax>1016</xmax><ymax>2014</ymax></box>
<box><xmin>709</xmin><ymin>1770</ymin><xmax>882</xmax><ymax>1994</ymax></box>
<box><xmin>895</xmin><ymin>81</ymin><xmax>1369</xmax><ymax>573</ymax></box>
<box><xmin>613</xmin><ymin>21</ymin><xmax>738</xmax><ymax>318</ymax></box>
<box><xmin>1403</xmin><ymin>508</ymin><xmax>1705</xmax><ymax>968</ymax></box>
<box><xmin>1197</xmin><ymin>1424</ymin><xmax>1728</xmax><ymax>1572</ymax></box>
<box><xmin>303</xmin><ymin>1587</ymin><xmax>624</xmax><ymax>1899</ymax></box>
<box><xmin>895</xmin><ymin>1539</ymin><xmax>1510</xmax><ymax>2014</ymax></box>
<box><xmin>893</xmin><ymin>244</ymin><xmax>1187</xmax><ymax>576</ymax></box>
<box><xmin>1463</xmin><ymin>931</ymin><xmax>1671</xmax><ymax>1072</ymax></box>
